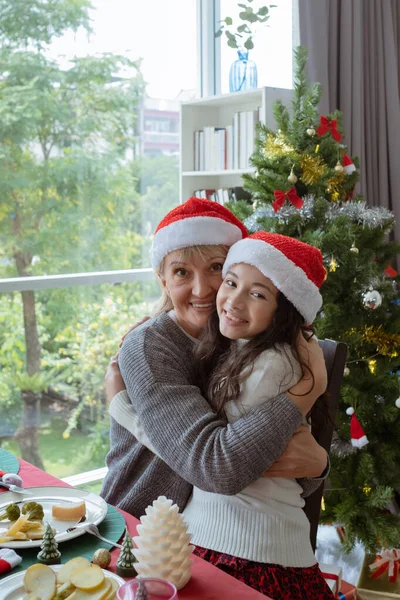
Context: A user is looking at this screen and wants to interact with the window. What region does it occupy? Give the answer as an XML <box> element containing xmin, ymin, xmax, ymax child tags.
<box><xmin>218</xmin><ymin>0</ymin><xmax>296</xmax><ymax>94</ymax></box>
<box><xmin>0</xmin><ymin>0</ymin><xmax>197</xmax><ymax>479</ymax></box>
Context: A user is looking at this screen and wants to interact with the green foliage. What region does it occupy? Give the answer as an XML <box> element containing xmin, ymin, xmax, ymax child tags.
<box><xmin>233</xmin><ymin>46</ymin><xmax>400</xmax><ymax>552</ymax></box>
<box><xmin>215</xmin><ymin>1</ymin><xmax>276</xmax><ymax>51</ymax></box>
<box><xmin>0</xmin><ymin>0</ymin><xmax>92</xmax><ymax>49</ymax></box>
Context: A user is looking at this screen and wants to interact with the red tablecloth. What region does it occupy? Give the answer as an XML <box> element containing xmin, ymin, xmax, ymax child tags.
<box><xmin>3</xmin><ymin>459</ymin><xmax>267</xmax><ymax>599</ymax></box>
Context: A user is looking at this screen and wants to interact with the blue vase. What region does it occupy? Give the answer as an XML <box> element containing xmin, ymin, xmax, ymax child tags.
<box><xmin>229</xmin><ymin>49</ymin><xmax>258</xmax><ymax>93</ymax></box>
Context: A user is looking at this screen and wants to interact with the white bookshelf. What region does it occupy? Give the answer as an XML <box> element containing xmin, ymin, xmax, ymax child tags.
<box><xmin>180</xmin><ymin>87</ymin><xmax>293</xmax><ymax>202</ymax></box>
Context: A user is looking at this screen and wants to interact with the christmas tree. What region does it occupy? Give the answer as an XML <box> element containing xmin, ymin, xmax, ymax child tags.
<box><xmin>232</xmin><ymin>47</ymin><xmax>400</xmax><ymax>552</ymax></box>
<box><xmin>37</xmin><ymin>523</ymin><xmax>61</xmax><ymax>564</ymax></box>
<box><xmin>116</xmin><ymin>528</ymin><xmax>137</xmax><ymax>578</ymax></box>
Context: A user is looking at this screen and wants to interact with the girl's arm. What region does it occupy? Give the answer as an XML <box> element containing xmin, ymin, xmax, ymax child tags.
<box><xmin>117</xmin><ymin>327</ymin><xmax>324</xmax><ymax>496</ymax></box>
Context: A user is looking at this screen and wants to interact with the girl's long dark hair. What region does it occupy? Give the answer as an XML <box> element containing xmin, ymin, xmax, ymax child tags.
<box><xmin>195</xmin><ymin>292</ymin><xmax>330</xmax><ymax>430</ymax></box>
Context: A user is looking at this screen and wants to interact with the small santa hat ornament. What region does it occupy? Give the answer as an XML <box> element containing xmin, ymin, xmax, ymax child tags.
<box><xmin>0</xmin><ymin>549</ymin><xmax>22</xmax><ymax>575</ymax></box>
<box><xmin>343</xmin><ymin>154</ymin><xmax>356</xmax><ymax>175</ymax></box>
<box><xmin>346</xmin><ymin>407</ymin><xmax>369</xmax><ymax>448</ymax></box>
<box><xmin>222</xmin><ymin>232</ymin><xmax>327</xmax><ymax>324</ymax></box>
<box><xmin>151</xmin><ymin>197</ymin><xmax>248</xmax><ymax>269</ymax></box>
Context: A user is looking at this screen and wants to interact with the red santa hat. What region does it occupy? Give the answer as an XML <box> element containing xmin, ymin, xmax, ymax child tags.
<box><xmin>346</xmin><ymin>407</ymin><xmax>369</xmax><ymax>448</ymax></box>
<box><xmin>222</xmin><ymin>231</ymin><xmax>326</xmax><ymax>324</ymax></box>
<box><xmin>151</xmin><ymin>197</ymin><xmax>248</xmax><ymax>269</ymax></box>
<box><xmin>343</xmin><ymin>154</ymin><xmax>356</xmax><ymax>175</ymax></box>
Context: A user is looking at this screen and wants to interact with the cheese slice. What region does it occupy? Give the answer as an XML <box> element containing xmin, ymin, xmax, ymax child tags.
<box><xmin>51</xmin><ymin>501</ymin><xmax>86</xmax><ymax>521</ymax></box>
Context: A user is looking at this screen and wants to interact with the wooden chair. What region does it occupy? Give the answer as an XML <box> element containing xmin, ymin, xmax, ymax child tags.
<box><xmin>303</xmin><ymin>339</ymin><xmax>348</xmax><ymax>551</ymax></box>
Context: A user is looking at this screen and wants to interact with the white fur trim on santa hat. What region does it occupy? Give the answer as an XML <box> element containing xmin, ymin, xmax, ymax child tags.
<box><xmin>222</xmin><ymin>238</ymin><xmax>322</xmax><ymax>323</ymax></box>
<box><xmin>351</xmin><ymin>435</ymin><xmax>369</xmax><ymax>448</ymax></box>
<box><xmin>152</xmin><ymin>216</ymin><xmax>243</xmax><ymax>269</ymax></box>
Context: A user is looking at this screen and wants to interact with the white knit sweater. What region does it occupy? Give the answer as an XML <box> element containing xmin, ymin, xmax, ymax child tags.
<box><xmin>182</xmin><ymin>342</ymin><xmax>317</xmax><ymax>567</ymax></box>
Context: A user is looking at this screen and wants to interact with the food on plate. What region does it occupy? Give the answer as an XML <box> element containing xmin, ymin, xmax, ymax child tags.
<box><xmin>22</xmin><ymin>502</ymin><xmax>45</xmax><ymax>521</ymax></box>
<box><xmin>57</xmin><ymin>557</ymin><xmax>91</xmax><ymax>584</ymax></box>
<box><xmin>52</xmin><ymin>501</ymin><xmax>86</xmax><ymax>522</ymax></box>
<box><xmin>0</xmin><ymin>502</ymin><xmax>21</xmax><ymax>521</ymax></box>
<box><xmin>70</xmin><ymin>565</ymin><xmax>105</xmax><ymax>591</ymax></box>
<box><xmin>0</xmin><ymin>502</ymin><xmax>51</xmax><ymax>542</ymax></box>
<box><xmin>22</xmin><ymin>558</ymin><xmax>119</xmax><ymax>600</ymax></box>
<box><xmin>23</xmin><ymin>563</ymin><xmax>57</xmax><ymax>600</ymax></box>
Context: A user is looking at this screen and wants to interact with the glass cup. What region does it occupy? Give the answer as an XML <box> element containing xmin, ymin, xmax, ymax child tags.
<box><xmin>117</xmin><ymin>578</ymin><xmax>178</xmax><ymax>600</ymax></box>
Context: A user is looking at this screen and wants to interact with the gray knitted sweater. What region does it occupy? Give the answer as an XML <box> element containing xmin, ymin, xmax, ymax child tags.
<box><xmin>101</xmin><ymin>312</ymin><xmax>320</xmax><ymax>518</ymax></box>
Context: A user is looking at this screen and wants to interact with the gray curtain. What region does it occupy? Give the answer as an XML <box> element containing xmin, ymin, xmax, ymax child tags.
<box><xmin>299</xmin><ymin>0</ymin><xmax>400</xmax><ymax>244</ymax></box>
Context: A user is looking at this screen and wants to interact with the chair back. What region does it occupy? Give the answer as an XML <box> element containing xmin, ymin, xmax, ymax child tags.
<box><xmin>303</xmin><ymin>339</ymin><xmax>348</xmax><ymax>551</ymax></box>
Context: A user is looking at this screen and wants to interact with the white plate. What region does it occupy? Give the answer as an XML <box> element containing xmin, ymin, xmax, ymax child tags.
<box><xmin>0</xmin><ymin>486</ymin><xmax>108</xmax><ymax>548</ymax></box>
<box><xmin>1</xmin><ymin>564</ymin><xmax>125</xmax><ymax>600</ymax></box>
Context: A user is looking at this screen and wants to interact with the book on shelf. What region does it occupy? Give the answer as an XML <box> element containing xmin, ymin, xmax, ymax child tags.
<box><xmin>192</xmin><ymin>108</ymin><xmax>260</xmax><ymax>172</ymax></box>
<box><xmin>193</xmin><ymin>186</ymin><xmax>252</xmax><ymax>205</ymax></box>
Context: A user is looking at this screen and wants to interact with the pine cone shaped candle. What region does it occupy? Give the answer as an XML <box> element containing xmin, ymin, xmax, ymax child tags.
<box><xmin>133</xmin><ymin>496</ymin><xmax>194</xmax><ymax>590</ymax></box>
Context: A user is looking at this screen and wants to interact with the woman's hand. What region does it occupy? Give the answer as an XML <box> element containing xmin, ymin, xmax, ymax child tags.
<box><xmin>104</xmin><ymin>354</ymin><xmax>126</xmax><ymax>402</ymax></box>
<box><xmin>286</xmin><ymin>335</ymin><xmax>327</xmax><ymax>416</ymax></box>
<box><xmin>119</xmin><ymin>316</ymin><xmax>150</xmax><ymax>347</ymax></box>
<box><xmin>262</xmin><ymin>425</ymin><xmax>328</xmax><ymax>478</ymax></box>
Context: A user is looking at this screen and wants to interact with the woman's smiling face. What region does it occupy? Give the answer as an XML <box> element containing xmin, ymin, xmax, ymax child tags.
<box><xmin>160</xmin><ymin>246</ymin><xmax>228</xmax><ymax>338</ymax></box>
<box><xmin>217</xmin><ymin>263</ymin><xmax>279</xmax><ymax>340</ymax></box>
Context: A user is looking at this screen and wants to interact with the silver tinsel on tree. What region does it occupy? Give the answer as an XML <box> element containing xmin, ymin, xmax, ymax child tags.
<box><xmin>245</xmin><ymin>198</ymin><xmax>394</xmax><ymax>233</ymax></box>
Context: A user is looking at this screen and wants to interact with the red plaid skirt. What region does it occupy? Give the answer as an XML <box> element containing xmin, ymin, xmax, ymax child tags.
<box><xmin>193</xmin><ymin>546</ymin><xmax>336</xmax><ymax>599</ymax></box>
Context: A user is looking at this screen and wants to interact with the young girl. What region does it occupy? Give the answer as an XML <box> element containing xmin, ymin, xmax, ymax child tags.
<box><xmin>182</xmin><ymin>231</ymin><xmax>334</xmax><ymax>599</ymax></box>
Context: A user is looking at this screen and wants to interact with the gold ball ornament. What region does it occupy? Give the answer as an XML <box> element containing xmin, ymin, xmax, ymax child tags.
<box><xmin>306</xmin><ymin>127</ymin><xmax>316</xmax><ymax>136</ymax></box>
<box><xmin>287</xmin><ymin>167</ymin><xmax>298</xmax><ymax>184</ymax></box>
<box><xmin>92</xmin><ymin>548</ymin><xmax>112</xmax><ymax>569</ymax></box>
<box><xmin>334</xmin><ymin>160</ymin><xmax>344</xmax><ymax>173</ymax></box>
<box><xmin>362</xmin><ymin>289</ymin><xmax>382</xmax><ymax>310</ymax></box>
<box><xmin>350</xmin><ymin>243</ymin><xmax>359</xmax><ymax>254</ymax></box>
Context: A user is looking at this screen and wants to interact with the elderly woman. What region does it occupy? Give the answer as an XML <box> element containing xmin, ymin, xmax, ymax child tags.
<box><xmin>101</xmin><ymin>198</ymin><xmax>328</xmax><ymax>521</ymax></box>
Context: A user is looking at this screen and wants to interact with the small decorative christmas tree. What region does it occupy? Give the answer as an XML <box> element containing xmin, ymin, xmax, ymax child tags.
<box><xmin>116</xmin><ymin>528</ymin><xmax>137</xmax><ymax>578</ymax></box>
<box><xmin>37</xmin><ymin>523</ymin><xmax>61</xmax><ymax>565</ymax></box>
<box><xmin>133</xmin><ymin>496</ymin><xmax>194</xmax><ymax>590</ymax></box>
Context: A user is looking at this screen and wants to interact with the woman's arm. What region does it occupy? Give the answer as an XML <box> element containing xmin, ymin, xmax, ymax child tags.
<box><xmin>117</xmin><ymin>324</ymin><xmax>320</xmax><ymax>496</ymax></box>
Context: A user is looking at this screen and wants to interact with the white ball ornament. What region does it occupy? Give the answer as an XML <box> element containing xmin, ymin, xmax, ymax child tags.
<box><xmin>306</xmin><ymin>127</ymin><xmax>316</xmax><ymax>136</ymax></box>
<box><xmin>346</xmin><ymin>407</ymin><xmax>355</xmax><ymax>416</ymax></box>
<box><xmin>343</xmin><ymin>367</ymin><xmax>350</xmax><ymax>377</ymax></box>
<box><xmin>362</xmin><ymin>289</ymin><xmax>382</xmax><ymax>310</ymax></box>
<box><xmin>395</xmin><ymin>398</ymin><xmax>400</xmax><ymax>409</ymax></box>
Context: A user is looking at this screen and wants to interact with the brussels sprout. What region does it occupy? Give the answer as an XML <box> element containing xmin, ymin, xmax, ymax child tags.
<box><xmin>0</xmin><ymin>503</ymin><xmax>21</xmax><ymax>521</ymax></box>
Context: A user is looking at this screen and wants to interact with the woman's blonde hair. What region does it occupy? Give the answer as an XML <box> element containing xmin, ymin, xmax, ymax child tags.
<box><xmin>152</xmin><ymin>244</ymin><xmax>229</xmax><ymax>316</ymax></box>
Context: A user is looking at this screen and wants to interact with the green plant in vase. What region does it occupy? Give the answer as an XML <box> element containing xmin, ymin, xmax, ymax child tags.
<box><xmin>215</xmin><ymin>0</ymin><xmax>276</xmax><ymax>92</ymax></box>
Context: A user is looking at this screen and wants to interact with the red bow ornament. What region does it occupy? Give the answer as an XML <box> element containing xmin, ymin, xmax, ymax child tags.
<box><xmin>272</xmin><ymin>187</ymin><xmax>304</xmax><ymax>213</ymax></box>
<box><xmin>369</xmin><ymin>549</ymin><xmax>400</xmax><ymax>583</ymax></box>
<box><xmin>316</xmin><ymin>116</ymin><xmax>342</xmax><ymax>142</ymax></box>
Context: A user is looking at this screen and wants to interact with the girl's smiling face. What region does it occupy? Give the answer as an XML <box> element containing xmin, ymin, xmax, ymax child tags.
<box><xmin>217</xmin><ymin>263</ymin><xmax>279</xmax><ymax>340</ymax></box>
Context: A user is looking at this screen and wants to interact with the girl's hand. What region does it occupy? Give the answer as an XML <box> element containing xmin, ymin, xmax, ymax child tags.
<box><xmin>119</xmin><ymin>316</ymin><xmax>150</xmax><ymax>347</ymax></box>
<box><xmin>262</xmin><ymin>425</ymin><xmax>328</xmax><ymax>478</ymax></box>
<box><xmin>286</xmin><ymin>335</ymin><xmax>327</xmax><ymax>416</ymax></box>
<box><xmin>104</xmin><ymin>353</ymin><xmax>126</xmax><ymax>402</ymax></box>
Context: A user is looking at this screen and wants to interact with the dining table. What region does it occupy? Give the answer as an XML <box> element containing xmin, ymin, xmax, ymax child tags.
<box><xmin>0</xmin><ymin>457</ymin><xmax>268</xmax><ymax>599</ymax></box>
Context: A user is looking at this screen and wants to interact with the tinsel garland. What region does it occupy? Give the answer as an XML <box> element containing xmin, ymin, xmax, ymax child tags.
<box><xmin>357</xmin><ymin>326</ymin><xmax>400</xmax><ymax>358</ymax></box>
<box><xmin>299</xmin><ymin>155</ymin><xmax>327</xmax><ymax>185</ymax></box>
<box><xmin>327</xmin><ymin>172</ymin><xmax>346</xmax><ymax>198</ymax></box>
<box><xmin>245</xmin><ymin>198</ymin><xmax>395</xmax><ymax>232</ymax></box>
<box><xmin>263</xmin><ymin>133</ymin><xmax>297</xmax><ymax>159</ymax></box>
<box><xmin>330</xmin><ymin>430</ymin><xmax>357</xmax><ymax>457</ymax></box>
